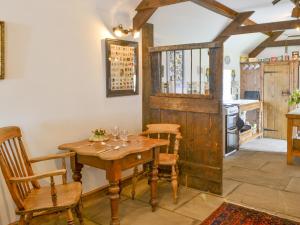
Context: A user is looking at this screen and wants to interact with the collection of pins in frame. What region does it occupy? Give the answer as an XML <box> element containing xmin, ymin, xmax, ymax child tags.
<box><xmin>110</xmin><ymin>44</ymin><xmax>136</xmax><ymax>91</ymax></box>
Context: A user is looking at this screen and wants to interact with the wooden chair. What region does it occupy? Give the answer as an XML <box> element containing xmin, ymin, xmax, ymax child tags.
<box><xmin>131</xmin><ymin>124</ymin><xmax>182</xmax><ymax>203</ymax></box>
<box><xmin>0</xmin><ymin>126</ymin><xmax>83</xmax><ymax>225</ymax></box>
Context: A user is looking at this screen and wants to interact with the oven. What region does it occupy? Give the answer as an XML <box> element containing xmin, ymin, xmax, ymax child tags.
<box><xmin>223</xmin><ymin>105</ymin><xmax>239</xmax><ymax>156</ymax></box>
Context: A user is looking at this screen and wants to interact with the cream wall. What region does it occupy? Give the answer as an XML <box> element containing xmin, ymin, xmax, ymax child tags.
<box><xmin>0</xmin><ymin>0</ymin><xmax>141</xmax><ymax>224</ymax></box>
<box><xmin>1</xmin><ymin>1</ymin><xmax>294</xmax><ymax>224</ymax></box>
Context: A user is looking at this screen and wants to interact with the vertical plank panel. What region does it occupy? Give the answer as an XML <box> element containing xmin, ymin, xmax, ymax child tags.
<box><xmin>142</xmin><ymin>23</ymin><xmax>154</xmax><ymax>130</ymax></box>
<box><xmin>146</xmin><ymin>43</ymin><xmax>223</xmax><ymax>195</ymax></box>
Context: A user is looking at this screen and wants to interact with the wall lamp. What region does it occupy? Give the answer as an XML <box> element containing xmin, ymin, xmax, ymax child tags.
<box><xmin>113</xmin><ymin>24</ymin><xmax>140</xmax><ymax>39</ymax></box>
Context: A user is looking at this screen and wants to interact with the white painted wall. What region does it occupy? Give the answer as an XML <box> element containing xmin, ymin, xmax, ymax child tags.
<box><xmin>259</xmin><ymin>46</ymin><xmax>300</xmax><ymax>58</ymax></box>
<box><xmin>0</xmin><ymin>0</ymin><xmax>141</xmax><ymax>224</ymax></box>
<box><xmin>1</xmin><ymin>0</ymin><xmax>295</xmax><ymax>224</ymax></box>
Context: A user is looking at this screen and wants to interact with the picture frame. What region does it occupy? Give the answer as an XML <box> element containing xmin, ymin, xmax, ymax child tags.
<box><xmin>105</xmin><ymin>39</ymin><xmax>139</xmax><ymax>97</ymax></box>
<box><xmin>0</xmin><ymin>21</ymin><xmax>4</xmax><ymax>80</ymax></box>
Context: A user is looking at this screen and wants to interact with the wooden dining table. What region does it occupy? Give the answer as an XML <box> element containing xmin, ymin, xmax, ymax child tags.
<box><xmin>58</xmin><ymin>135</ymin><xmax>169</xmax><ymax>225</ymax></box>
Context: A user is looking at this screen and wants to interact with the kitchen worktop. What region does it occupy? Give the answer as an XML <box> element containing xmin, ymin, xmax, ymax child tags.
<box><xmin>223</xmin><ymin>99</ymin><xmax>260</xmax><ymax>106</ymax></box>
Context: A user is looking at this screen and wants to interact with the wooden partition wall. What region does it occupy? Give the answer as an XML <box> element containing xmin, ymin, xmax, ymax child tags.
<box><xmin>142</xmin><ymin>24</ymin><xmax>224</xmax><ymax>194</ymax></box>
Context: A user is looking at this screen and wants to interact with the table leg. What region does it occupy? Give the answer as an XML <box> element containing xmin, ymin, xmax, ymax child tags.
<box><xmin>287</xmin><ymin>119</ymin><xmax>293</xmax><ymax>165</ymax></box>
<box><xmin>109</xmin><ymin>180</ymin><xmax>120</xmax><ymax>225</ymax></box>
<box><xmin>71</xmin><ymin>154</ymin><xmax>83</xmax><ymax>183</ymax></box>
<box><xmin>150</xmin><ymin>147</ymin><xmax>159</xmax><ymax>212</ymax></box>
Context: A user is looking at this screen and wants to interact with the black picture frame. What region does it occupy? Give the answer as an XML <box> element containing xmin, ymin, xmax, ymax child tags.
<box><xmin>105</xmin><ymin>39</ymin><xmax>139</xmax><ymax>97</ymax></box>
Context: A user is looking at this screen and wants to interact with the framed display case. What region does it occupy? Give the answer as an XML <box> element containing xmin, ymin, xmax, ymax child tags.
<box><xmin>105</xmin><ymin>39</ymin><xmax>139</xmax><ymax>97</ymax></box>
<box><xmin>0</xmin><ymin>21</ymin><xmax>4</xmax><ymax>80</ymax></box>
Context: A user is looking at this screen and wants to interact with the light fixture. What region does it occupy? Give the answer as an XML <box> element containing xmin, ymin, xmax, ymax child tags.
<box><xmin>113</xmin><ymin>24</ymin><xmax>140</xmax><ymax>39</ymax></box>
<box><xmin>133</xmin><ymin>31</ymin><xmax>140</xmax><ymax>39</ymax></box>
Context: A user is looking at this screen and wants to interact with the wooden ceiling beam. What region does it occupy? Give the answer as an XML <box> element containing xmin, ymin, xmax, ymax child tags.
<box><xmin>249</xmin><ymin>31</ymin><xmax>284</xmax><ymax>58</ymax></box>
<box><xmin>190</xmin><ymin>0</ymin><xmax>257</xmax><ymax>26</ymax></box>
<box><xmin>133</xmin><ymin>0</ymin><xmax>265</xmax><ymax>33</ymax></box>
<box><xmin>214</xmin><ymin>11</ymin><xmax>254</xmax><ymax>43</ymax></box>
<box><xmin>261</xmin><ymin>39</ymin><xmax>300</xmax><ymax>47</ymax></box>
<box><xmin>133</xmin><ymin>8</ymin><xmax>157</xmax><ymax>31</ymax></box>
<box><xmin>225</xmin><ymin>20</ymin><xmax>300</xmax><ymax>35</ymax></box>
<box><xmin>136</xmin><ymin>0</ymin><xmax>189</xmax><ymax>10</ymax></box>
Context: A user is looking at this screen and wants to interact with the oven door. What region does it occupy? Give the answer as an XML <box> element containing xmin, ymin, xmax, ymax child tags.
<box><xmin>226</xmin><ymin>128</ymin><xmax>239</xmax><ymax>155</ymax></box>
<box><xmin>226</xmin><ymin>114</ymin><xmax>238</xmax><ymax>130</ymax></box>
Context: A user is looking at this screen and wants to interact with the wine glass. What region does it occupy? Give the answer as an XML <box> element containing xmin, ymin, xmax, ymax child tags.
<box><xmin>111</xmin><ymin>126</ymin><xmax>119</xmax><ymax>141</ymax></box>
<box><xmin>120</xmin><ymin>129</ymin><xmax>129</xmax><ymax>147</ymax></box>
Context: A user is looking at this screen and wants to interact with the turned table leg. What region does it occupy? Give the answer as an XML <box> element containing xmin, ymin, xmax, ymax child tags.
<box><xmin>287</xmin><ymin>119</ymin><xmax>293</xmax><ymax>165</ymax></box>
<box><xmin>150</xmin><ymin>147</ymin><xmax>159</xmax><ymax>212</ymax></box>
<box><xmin>71</xmin><ymin>154</ymin><xmax>83</xmax><ymax>183</ymax></box>
<box><xmin>107</xmin><ymin>164</ymin><xmax>121</xmax><ymax>225</ymax></box>
<box><xmin>109</xmin><ymin>180</ymin><xmax>121</xmax><ymax>225</ymax></box>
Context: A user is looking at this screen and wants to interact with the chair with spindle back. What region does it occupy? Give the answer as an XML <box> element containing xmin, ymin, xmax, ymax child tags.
<box><xmin>131</xmin><ymin>124</ymin><xmax>182</xmax><ymax>204</ymax></box>
<box><xmin>0</xmin><ymin>126</ymin><xmax>83</xmax><ymax>225</ymax></box>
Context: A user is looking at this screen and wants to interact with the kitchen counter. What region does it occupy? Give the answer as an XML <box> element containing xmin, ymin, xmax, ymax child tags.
<box><xmin>224</xmin><ymin>99</ymin><xmax>263</xmax><ymax>145</ymax></box>
<box><xmin>223</xmin><ymin>99</ymin><xmax>261</xmax><ymax>112</ymax></box>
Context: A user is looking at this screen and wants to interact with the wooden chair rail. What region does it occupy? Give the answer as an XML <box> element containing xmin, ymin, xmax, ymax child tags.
<box><xmin>9</xmin><ymin>169</ymin><xmax>66</xmax><ymax>183</ymax></box>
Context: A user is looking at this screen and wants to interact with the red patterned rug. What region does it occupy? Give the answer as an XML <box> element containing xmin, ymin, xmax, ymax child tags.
<box><xmin>201</xmin><ymin>203</ymin><xmax>300</xmax><ymax>225</ymax></box>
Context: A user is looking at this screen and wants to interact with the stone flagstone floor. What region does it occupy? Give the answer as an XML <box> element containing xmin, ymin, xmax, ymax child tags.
<box><xmin>29</xmin><ymin>145</ymin><xmax>300</xmax><ymax>225</ymax></box>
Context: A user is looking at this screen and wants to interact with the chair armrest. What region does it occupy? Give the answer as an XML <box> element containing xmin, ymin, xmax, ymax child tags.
<box><xmin>29</xmin><ymin>152</ymin><xmax>75</xmax><ymax>163</ymax></box>
<box><xmin>9</xmin><ymin>169</ymin><xmax>67</xmax><ymax>183</ymax></box>
<box><xmin>176</xmin><ymin>134</ymin><xmax>183</xmax><ymax>139</ymax></box>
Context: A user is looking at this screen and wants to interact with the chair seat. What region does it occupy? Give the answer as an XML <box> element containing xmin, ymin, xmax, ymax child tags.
<box><xmin>21</xmin><ymin>182</ymin><xmax>82</xmax><ymax>214</ymax></box>
<box><xmin>159</xmin><ymin>153</ymin><xmax>178</xmax><ymax>165</ymax></box>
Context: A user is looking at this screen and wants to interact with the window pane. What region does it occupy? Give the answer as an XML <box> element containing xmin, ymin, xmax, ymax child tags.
<box><xmin>159</xmin><ymin>48</ymin><xmax>210</xmax><ymax>96</ymax></box>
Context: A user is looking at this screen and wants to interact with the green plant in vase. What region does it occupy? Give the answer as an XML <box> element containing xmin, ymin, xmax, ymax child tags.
<box><xmin>289</xmin><ymin>90</ymin><xmax>300</xmax><ymax>108</ymax></box>
<box><xmin>89</xmin><ymin>129</ymin><xmax>108</xmax><ymax>142</ymax></box>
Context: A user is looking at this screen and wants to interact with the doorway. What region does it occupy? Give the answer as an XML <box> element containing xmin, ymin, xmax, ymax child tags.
<box><xmin>263</xmin><ymin>63</ymin><xmax>291</xmax><ymax>140</ymax></box>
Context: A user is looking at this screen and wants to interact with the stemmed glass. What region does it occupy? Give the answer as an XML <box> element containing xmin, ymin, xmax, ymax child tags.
<box><xmin>120</xmin><ymin>129</ymin><xmax>129</xmax><ymax>147</ymax></box>
<box><xmin>111</xmin><ymin>126</ymin><xmax>119</xmax><ymax>141</ymax></box>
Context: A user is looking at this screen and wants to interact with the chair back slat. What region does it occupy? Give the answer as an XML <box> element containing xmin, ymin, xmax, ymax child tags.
<box><xmin>0</xmin><ymin>126</ymin><xmax>39</xmax><ymax>210</ymax></box>
<box><xmin>13</xmin><ymin>138</ymin><xmax>31</xmax><ymax>193</ymax></box>
<box><xmin>7</xmin><ymin>140</ymin><xmax>29</xmax><ymax>197</ymax></box>
<box><xmin>143</xmin><ymin>124</ymin><xmax>181</xmax><ymax>155</ymax></box>
<box><xmin>166</xmin><ymin>133</ymin><xmax>171</xmax><ymax>154</ymax></box>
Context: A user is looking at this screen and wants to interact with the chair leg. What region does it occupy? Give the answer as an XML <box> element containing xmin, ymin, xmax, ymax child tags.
<box><xmin>25</xmin><ymin>213</ymin><xmax>33</xmax><ymax>225</ymax></box>
<box><xmin>19</xmin><ymin>215</ymin><xmax>25</xmax><ymax>225</ymax></box>
<box><xmin>171</xmin><ymin>165</ymin><xmax>178</xmax><ymax>204</ymax></box>
<box><xmin>66</xmin><ymin>209</ymin><xmax>75</xmax><ymax>225</ymax></box>
<box><xmin>131</xmin><ymin>166</ymin><xmax>139</xmax><ymax>200</ymax></box>
<box><xmin>175</xmin><ymin>164</ymin><xmax>180</xmax><ymax>187</ymax></box>
<box><xmin>75</xmin><ymin>204</ymin><xmax>84</xmax><ymax>225</ymax></box>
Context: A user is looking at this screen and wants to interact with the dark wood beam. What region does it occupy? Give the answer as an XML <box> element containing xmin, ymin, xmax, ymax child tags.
<box><xmin>133</xmin><ymin>0</ymin><xmax>265</xmax><ymax>33</ymax></box>
<box><xmin>142</xmin><ymin>23</ymin><xmax>154</xmax><ymax>129</ymax></box>
<box><xmin>149</xmin><ymin>41</ymin><xmax>222</xmax><ymax>52</ymax></box>
<box><xmin>214</xmin><ymin>11</ymin><xmax>254</xmax><ymax>43</ymax></box>
<box><xmin>249</xmin><ymin>31</ymin><xmax>284</xmax><ymax>57</ymax></box>
<box><xmin>261</xmin><ymin>39</ymin><xmax>300</xmax><ymax>47</ymax></box>
<box><xmin>190</xmin><ymin>0</ymin><xmax>256</xmax><ymax>26</ymax></box>
<box><xmin>136</xmin><ymin>0</ymin><xmax>188</xmax><ymax>10</ymax></box>
<box><xmin>225</xmin><ymin>20</ymin><xmax>300</xmax><ymax>35</ymax></box>
<box><xmin>133</xmin><ymin>8</ymin><xmax>157</xmax><ymax>31</ymax></box>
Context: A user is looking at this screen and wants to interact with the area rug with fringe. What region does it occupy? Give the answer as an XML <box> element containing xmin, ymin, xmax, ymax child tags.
<box><xmin>201</xmin><ymin>202</ymin><xmax>300</xmax><ymax>225</ymax></box>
